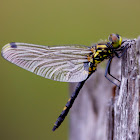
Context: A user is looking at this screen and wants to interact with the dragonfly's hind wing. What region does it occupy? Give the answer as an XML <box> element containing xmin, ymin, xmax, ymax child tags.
<box><xmin>2</xmin><ymin>42</ymin><xmax>92</xmax><ymax>82</ymax></box>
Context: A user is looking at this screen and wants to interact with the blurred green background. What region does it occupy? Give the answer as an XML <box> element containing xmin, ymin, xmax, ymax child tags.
<box><xmin>0</xmin><ymin>0</ymin><xmax>140</xmax><ymax>140</ymax></box>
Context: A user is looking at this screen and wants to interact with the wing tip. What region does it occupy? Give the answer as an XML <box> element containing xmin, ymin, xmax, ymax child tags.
<box><xmin>1</xmin><ymin>42</ymin><xmax>17</xmax><ymax>58</ymax></box>
<box><xmin>2</xmin><ymin>42</ymin><xmax>17</xmax><ymax>49</ymax></box>
<box><xmin>1</xmin><ymin>43</ymin><xmax>10</xmax><ymax>59</ymax></box>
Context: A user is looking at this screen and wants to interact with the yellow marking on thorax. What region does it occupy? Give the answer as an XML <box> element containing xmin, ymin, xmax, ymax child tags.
<box><xmin>97</xmin><ymin>50</ymin><xmax>103</xmax><ymax>52</ymax></box>
<box><xmin>103</xmin><ymin>55</ymin><xmax>107</xmax><ymax>57</ymax></box>
<box><xmin>96</xmin><ymin>44</ymin><xmax>107</xmax><ymax>49</ymax></box>
<box><xmin>95</xmin><ymin>60</ymin><xmax>101</xmax><ymax>64</ymax></box>
<box><xmin>108</xmin><ymin>50</ymin><xmax>111</xmax><ymax>53</ymax></box>
<box><xmin>94</xmin><ymin>51</ymin><xmax>99</xmax><ymax>57</ymax></box>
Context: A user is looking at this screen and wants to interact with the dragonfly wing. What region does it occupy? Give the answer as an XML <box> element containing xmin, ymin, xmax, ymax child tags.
<box><xmin>2</xmin><ymin>42</ymin><xmax>92</xmax><ymax>82</ymax></box>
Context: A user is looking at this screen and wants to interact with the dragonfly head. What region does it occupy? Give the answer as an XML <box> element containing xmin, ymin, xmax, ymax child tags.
<box><xmin>108</xmin><ymin>34</ymin><xmax>122</xmax><ymax>49</ymax></box>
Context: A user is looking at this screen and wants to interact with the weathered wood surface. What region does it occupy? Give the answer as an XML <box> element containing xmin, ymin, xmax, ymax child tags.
<box><xmin>113</xmin><ymin>38</ymin><xmax>140</xmax><ymax>140</ymax></box>
<box><xmin>69</xmin><ymin>37</ymin><xmax>140</xmax><ymax>140</ymax></box>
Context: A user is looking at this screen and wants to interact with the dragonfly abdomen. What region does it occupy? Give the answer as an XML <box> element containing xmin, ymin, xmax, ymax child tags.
<box><xmin>52</xmin><ymin>80</ymin><xmax>87</xmax><ymax>131</ymax></box>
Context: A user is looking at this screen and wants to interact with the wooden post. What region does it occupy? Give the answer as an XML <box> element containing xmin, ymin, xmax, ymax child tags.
<box><xmin>69</xmin><ymin>37</ymin><xmax>140</xmax><ymax>140</ymax></box>
<box><xmin>113</xmin><ymin>38</ymin><xmax>140</xmax><ymax>140</ymax></box>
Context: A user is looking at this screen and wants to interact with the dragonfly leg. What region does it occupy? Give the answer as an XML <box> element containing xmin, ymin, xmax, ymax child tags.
<box><xmin>107</xmin><ymin>58</ymin><xmax>120</xmax><ymax>82</ymax></box>
<box><xmin>115</xmin><ymin>43</ymin><xmax>129</xmax><ymax>58</ymax></box>
<box><xmin>105</xmin><ymin>57</ymin><xmax>120</xmax><ymax>87</ymax></box>
<box><xmin>52</xmin><ymin>78</ymin><xmax>89</xmax><ymax>131</ymax></box>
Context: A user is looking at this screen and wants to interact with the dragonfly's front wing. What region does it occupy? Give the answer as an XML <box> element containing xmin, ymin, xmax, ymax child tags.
<box><xmin>2</xmin><ymin>42</ymin><xmax>93</xmax><ymax>82</ymax></box>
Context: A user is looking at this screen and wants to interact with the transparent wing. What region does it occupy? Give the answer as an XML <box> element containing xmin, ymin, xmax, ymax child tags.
<box><xmin>2</xmin><ymin>42</ymin><xmax>92</xmax><ymax>82</ymax></box>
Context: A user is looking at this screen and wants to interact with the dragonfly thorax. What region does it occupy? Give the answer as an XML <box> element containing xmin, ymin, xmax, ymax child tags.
<box><xmin>93</xmin><ymin>44</ymin><xmax>113</xmax><ymax>63</ymax></box>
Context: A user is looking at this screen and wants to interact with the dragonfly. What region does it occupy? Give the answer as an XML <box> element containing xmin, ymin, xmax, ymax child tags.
<box><xmin>1</xmin><ymin>33</ymin><xmax>130</xmax><ymax>131</ymax></box>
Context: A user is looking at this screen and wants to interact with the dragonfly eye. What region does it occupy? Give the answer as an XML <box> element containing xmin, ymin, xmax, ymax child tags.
<box><xmin>109</xmin><ymin>34</ymin><xmax>119</xmax><ymax>43</ymax></box>
<box><xmin>108</xmin><ymin>33</ymin><xmax>122</xmax><ymax>48</ymax></box>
